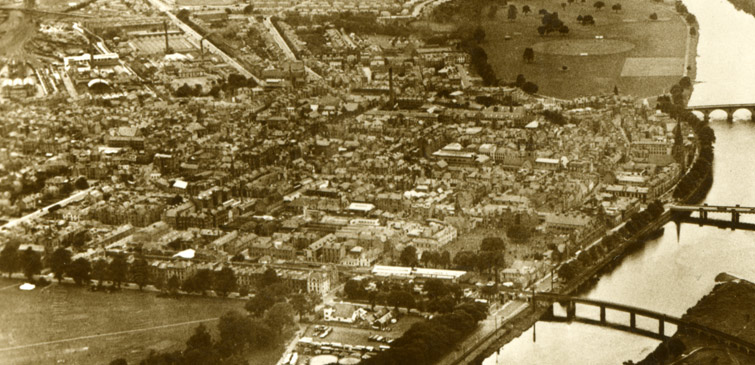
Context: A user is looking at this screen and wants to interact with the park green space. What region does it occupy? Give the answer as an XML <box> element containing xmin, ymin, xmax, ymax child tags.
<box><xmin>0</xmin><ymin>279</ymin><xmax>283</xmax><ymax>365</ymax></box>
<box><xmin>484</xmin><ymin>0</ymin><xmax>688</xmax><ymax>98</ymax></box>
<box><xmin>424</xmin><ymin>0</ymin><xmax>690</xmax><ymax>98</ymax></box>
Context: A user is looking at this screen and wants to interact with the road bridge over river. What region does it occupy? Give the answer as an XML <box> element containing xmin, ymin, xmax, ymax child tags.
<box><xmin>532</xmin><ymin>292</ymin><xmax>755</xmax><ymax>355</ymax></box>
<box><xmin>687</xmin><ymin>103</ymin><xmax>755</xmax><ymax>123</ymax></box>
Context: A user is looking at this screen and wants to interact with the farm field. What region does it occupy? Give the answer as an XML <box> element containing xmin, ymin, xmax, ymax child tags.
<box><xmin>0</xmin><ymin>279</ymin><xmax>247</xmax><ymax>365</ymax></box>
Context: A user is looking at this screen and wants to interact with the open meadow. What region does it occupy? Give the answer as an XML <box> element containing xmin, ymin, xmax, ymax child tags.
<box><xmin>482</xmin><ymin>0</ymin><xmax>690</xmax><ymax>98</ymax></box>
<box><xmin>418</xmin><ymin>0</ymin><xmax>692</xmax><ymax>98</ymax></box>
<box><xmin>0</xmin><ymin>279</ymin><xmax>252</xmax><ymax>365</ymax></box>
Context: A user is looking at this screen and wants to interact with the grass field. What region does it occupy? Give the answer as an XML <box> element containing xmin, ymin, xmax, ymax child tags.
<box><xmin>0</xmin><ymin>279</ymin><xmax>250</xmax><ymax>365</ymax></box>
<box><xmin>455</xmin><ymin>0</ymin><xmax>689</xmax><ymax>98</ymax></box>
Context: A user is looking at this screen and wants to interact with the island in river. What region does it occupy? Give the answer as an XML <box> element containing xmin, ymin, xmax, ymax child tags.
<box><xmin>632</xmin><ymin>274</ymin><xmax>755</xmax><ymax>365</ymax></box>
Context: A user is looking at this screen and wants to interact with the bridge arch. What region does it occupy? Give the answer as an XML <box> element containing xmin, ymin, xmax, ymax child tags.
<box><xmin>691</xmin><ymin>107</ymin><xmax>755</xmax><ymax>123</ymax></box>
<box><xmin>533</xmin><ymin>293</ymin><xmax>755</xmax><ymax>354</ymax></box>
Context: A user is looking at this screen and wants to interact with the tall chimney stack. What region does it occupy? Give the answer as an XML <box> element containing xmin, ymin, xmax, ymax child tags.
<box><xmin>389</xmin><ymin>67</ymin><xmax>395</xmax><ymax>105</ymax></box>
<box><xmin>163</xmin><ymin>20</ymin><xmax>170</xmax><ymax>54</ymax></box>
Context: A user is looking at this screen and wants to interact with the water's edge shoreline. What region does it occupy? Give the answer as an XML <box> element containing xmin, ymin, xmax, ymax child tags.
<box><xmin>469</xmin><ymin>7</ymin><xmax>705</xmax><ymax>360</ymax></box>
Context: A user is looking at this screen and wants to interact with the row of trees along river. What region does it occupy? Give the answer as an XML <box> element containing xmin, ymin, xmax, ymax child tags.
<box><xmin>485</xmin><ymin>0</ymin><xmax>755</xmax><ymax>363</ymax></box>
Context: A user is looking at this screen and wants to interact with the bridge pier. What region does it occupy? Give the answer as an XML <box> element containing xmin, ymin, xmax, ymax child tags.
<box><xmin>566</xmin><ymin>301</ymin><xmax>576</xmax><ymax>321</ymax></box>
<box><xmin>630</xmin><ymin>312</ymin><xmax>636</xmax><ymax>330</ymax></box>
<box><xmin>659</xmin><ymin>318</ymin><xmax>665</xmax><ymax>337</ymax></box>
<box><xmin>699</xmin><ymin>208</ymin><xmax>707</xmax><ymax>220</ymax></box>
<box><xmin>732</xmin><ymin>211</ymin><xmax>740</xmax><ymax>224</ymax></box>
<box><xmin>727</xmin><ymin>110</ymin><xmax>734</xmax><ymax>123</ymax></box>
<box><xmin>600</xmin><ymin>305</ymin><xmax>606</xmax><ymax>323</ymax></box>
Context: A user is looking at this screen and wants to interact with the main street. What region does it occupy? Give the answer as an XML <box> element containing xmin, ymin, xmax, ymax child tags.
<box><xmin>261</xmin><ymin>16</ymin><xmax>323</xmax><ymax>81</ymax></box>
<box><xmin>1</xmin><ymin>187</ymin><xmax>94</xmax><ymax>232</ymax></box>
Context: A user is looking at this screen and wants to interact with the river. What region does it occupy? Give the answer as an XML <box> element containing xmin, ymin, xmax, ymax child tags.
<box><xmin>484</xmin><ymin>0</ymin><xmax>755</xmax><ymax>363</ymax></box>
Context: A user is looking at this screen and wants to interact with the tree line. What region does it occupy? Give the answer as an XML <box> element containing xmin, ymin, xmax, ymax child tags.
<box><xmin>108</xmin><ymin>269</ymin><xmax>314</xmax><ymax>365</ymax></box>
<box><xmin>362</xmin><ymin>302</ymin><xmax>488</xmax><ymax>365</ymax></box>
<box><xmin>657</xmin><ymin>79</ymin><xmax>716</xmax><ymax>202</ymax></box>
<box><xmin>558</xmin><ymin>200</ymin><xmax>665</xmax><ymax>282</ymax></box>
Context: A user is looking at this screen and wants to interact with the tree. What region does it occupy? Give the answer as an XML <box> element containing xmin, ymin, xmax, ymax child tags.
<box><xmin>522</xmin><ymin>81</ymin><xmax>539</xmax><ymax>94</ymax></box>
<box><xmin>20</xmin><ymin>248</ymin><xmax>41</xmax><ymax>280</ymax></box>
<box><xmin>246</xmin><ymin>286</ymin><xmax>283</xmax><ymax>317</ymax></box>
<box><xmin>0</xmin><ymin>241</ymin><xmax>19</xmax><ymax>278</ymax></box>
<box><xmin>522</xmin><ymin>5</ymin><xmax>531</xmax><ymax>15</ymax></box>
<box><xmin>289</xmin><ymin>293</ymin><xmax>314</xmax><ymax>317</ymax></box>
<box><xmin>92</xmin><ymin>259</ymin><xmax>109</xmax><ymax>287</ymax></box>
<box><xmin>454</xmin><ymin>250</ymin><xmax>479</xmax><ymax>271</ymax></box>
<box><xmin>264</xmin><ymin>302</ymin><xmax>295</xmax><ymax>335</ymax></box>
<box><xmin>243</xmin><ymin>4</ymin><xmax>253</xmax><ymax>14</ymax></box>
<box><xmin>249</xmin><ymin>319</ymin><xmax>276</xmax><ymax>349</ymax></box>
<box><xmin>559</xmin><ymin>25</ymin><xmax>570</xmax><ymax>35</ymax></box>
<box><xmin>74</xmin><ymin>176</ymin><xmax>88</xmax><ymax>190</ymax></box>
<box><xmin>594</xmin><ymin>1</ymin><xmax>605</xmax><ymax>10</ymax></box>
<box><xmin>130</xmin><ymin>258</ymin><xmax>150</xmax><ymax>290</ymax></box>
<box><xmin>679</xmin><ymin>76</ymin><xmax>692</xmax><ymax>89</ymax></box>
<box><xmin>507</xmin><ymin>4</ymin><xmax>517</xmax><ymax>21</ymax></box>
<box><xmin>175</xmin><ymin>83</ymin><xmax>195</xmax><ymax>98</ymax></box>
<box><xmin>481</xmin><ymin>237</ymin><xmax>505</xmax><ymax>252</ymax></box>
<box><xmin>523</xmin><ymin>48</ymin><xmax>535</xmax><ymax>63</ymax></box>
<box><xmin>67</xmin><ymin>258</ymin><xmax>91</xmax><ymax>285</ymax></box>
<box><xmin>167</xmin><ymin>275</ymin><xmax>180</xmax><ymax>294</ymax></box>
<box><xmin>472</xmin><ymin>26</ymin><xmax>486</xmax><ymax>43</ymax></box>
<box><xmin>387</xmin><ymin>290</ymin><xmax>415</xmax><ymax>312</ymax></box>
<box><xmin>213</xmin><ymin>267</ymin><xmax>237</xmax><ymax>297</ymax></box>
<box><xmin>420</xmin><ymin>250</ymin><xmax>439</xmax><ymax>267</ymax></box>
<box><xmin>581</xmin><ymin>14</ymin><xmax>595</xmax><ymax>25</ymax></box>
<box><xmin>185</xmin><ymin>269</ymin><xmax>213</xmax><ymax>295</ymax></box>
<box><xmin>260</xmin><ymin>268</ymin><xmax>278</xmax><ymax>287</ymax></box>
<box><xmin>109</xmin><ymin>359</ymin><xmax>128</xmax><ymax>365</ymax></box>
<box><xmin>690</xmin><ymin>27</ymin><xmax>697</xmax><ymax>36</ymax></box>
<box><xmin>48</xmin><ymin>247</ymin><xmax>72</xmax><ymax>282</ymax></box>
<box><xmin>537</xmin><ymin>26</ymin><xmax>546</xmax><ymax>36</ymax></box>
<box><xmin>109</xmin><ymin>255</ymin><xmax>128</xmax><ymax>288</ymax></box>
<box><xmin>177</xmin><ymin>9</ymin><xmax>190</xmax><ymax>20</ymax></box>
<box><xmin>440</xmin><ymin>250</ymin><xmax>451</xmax><ymax>268</ymax></box>
<box><xmin>612</xmin><ymin>3</ymin><xmax>621</xmax><ymax>12</ymax></box>
<box><xmin>400</xmin><ymin>245</ymin><xmax>418</xmax><ymax>267</ymax></box>
<box><xmin>186</xmin><ymin>323</ymin><xmax>214</xmax><ymax>352</ymax></box>
<box><xmin>217</xmin><ymin>310</ymin><xmax>252</xmax><ymax>356</ymax></box>
<box><xmin>424</xmin><ymin>278</ymin><xmax>449</xmax><ymax>299</ymax></box>
<box><xmin>649</xmin><ymin>12</ymin><xmax>658</xmax><ymax>20</ymax></box>
<box><xmin>344</xmin><ymin>278</ymin><xmax>366</xmax><ymax>299</ymax></box>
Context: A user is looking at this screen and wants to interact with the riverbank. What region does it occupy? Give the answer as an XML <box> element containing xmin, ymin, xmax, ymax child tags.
<box><xmin>472</xmin><ymin>95</ymin><xmax>714</xmax><ymax>364</ymax></box>
<box><xmin>634</xmin><ymin>276</ymin><xmax>755</xmax><ymax>364</ymax></box>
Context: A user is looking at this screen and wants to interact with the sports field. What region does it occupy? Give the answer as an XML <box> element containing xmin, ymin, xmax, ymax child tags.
<box><xmin>473</xmin><ymin>0</ymin><xmax>690</xmax><ymax>98</ymax></box>
<box><xmin>0</xmin><ymin>279</ymin><xmax>247</xmax><ymax>365</ymax></box>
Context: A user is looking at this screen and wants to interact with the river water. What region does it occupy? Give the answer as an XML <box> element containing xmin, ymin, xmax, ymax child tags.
<box><xmin>484</xmin><ymin>0</ymin><xmax>755</xmax><ymax>363</ymax></box>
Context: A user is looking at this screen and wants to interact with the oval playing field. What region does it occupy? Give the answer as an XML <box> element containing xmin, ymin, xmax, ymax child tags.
<box><xmin>532</xmin><ymin>39</ymin><xmax>635</xmax><ymax>56</ymax></box>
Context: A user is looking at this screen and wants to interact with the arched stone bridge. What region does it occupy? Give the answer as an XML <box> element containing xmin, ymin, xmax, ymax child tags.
<box><xmin>687</xmin><ymin>104</ymin><xmax>755</xmax><ymax>123</ymax></box>
<box><xmin>531</xmin><ymin>292</ymin><xmax>755</xmax><ymax>355</ymax></box>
